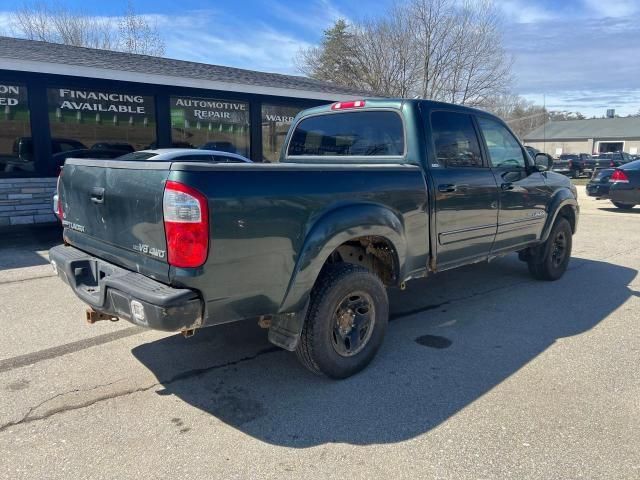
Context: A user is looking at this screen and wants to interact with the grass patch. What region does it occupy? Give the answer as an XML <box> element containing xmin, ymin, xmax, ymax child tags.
<box><xmin>571</xmin><ymin>178</ymin><xmax>590</xmax><ymax>186</ymax></box>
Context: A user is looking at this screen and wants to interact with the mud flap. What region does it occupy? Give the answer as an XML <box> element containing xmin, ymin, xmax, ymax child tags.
<box><xmin>268</xmin><ymin>298</ymin><xmax>310</xmax><ymax>351</ymax></box>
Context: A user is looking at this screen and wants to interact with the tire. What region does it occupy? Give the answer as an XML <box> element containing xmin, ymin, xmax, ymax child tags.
<box><xmin>295</xmin><ymin>263</ymin><xmax>389</xmax><ymax>379</ymax></box>
<box><xmin>571</xmin><ymin>169</ymin><xmax>579</xmax><ymax>179</ymax></box>
<box><xmin>612</xmin><ymin>202</ymin><xmax>635</xmax><ymax>210</ymax></box>
<box><xmin>527</xmin><ymin>217</ymin><xmax>572</xmax><ymax>281</ymax></box>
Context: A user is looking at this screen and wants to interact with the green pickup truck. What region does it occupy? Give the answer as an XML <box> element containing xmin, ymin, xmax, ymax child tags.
<box><xmin>50</xmin><ymin>99</ymin><xmax>579</xmax><ymax>378</ymax></box>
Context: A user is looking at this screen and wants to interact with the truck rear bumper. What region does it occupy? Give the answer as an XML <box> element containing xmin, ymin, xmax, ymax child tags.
<box><xmin>49</xmin><ymin>245</ymin><xmax>203</xmax><ymax>331</ymax></box>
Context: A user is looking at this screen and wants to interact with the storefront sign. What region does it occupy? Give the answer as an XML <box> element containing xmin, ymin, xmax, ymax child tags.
<box><xmin>49</xmin><ymin>89</ymin><xmax>151</xmax><ymax>115</ymax></box>
<box><xmin>171</xmin><ymin>97</ymin><xmax>249</xmax><ymax>124</ymax></box>
<box><xmin>0</xmin><ymin>84</ymin><xmax>26</xmax><ymax>107</ymax></box>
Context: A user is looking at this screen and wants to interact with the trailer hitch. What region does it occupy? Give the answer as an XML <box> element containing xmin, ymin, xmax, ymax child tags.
<box><xmin>86</xmin><ymin>307</ymin><xmax>119</xmax><ymax>324</ymax></box>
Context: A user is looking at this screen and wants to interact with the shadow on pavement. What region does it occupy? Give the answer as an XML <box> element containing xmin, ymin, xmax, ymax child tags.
<box><xmin>0</xmin><ymin>225</ymin><xmax>62</xmax><ymax>270</ymax></box>
<box><xmin>597</xmin><ymin>207</ymin><xmax>640</xmax><ymax>214</ymax></box>
<box><xmin>132</xmin><ymin>255</ymin><xmax>637</xmax><ymax>447</ymax></box>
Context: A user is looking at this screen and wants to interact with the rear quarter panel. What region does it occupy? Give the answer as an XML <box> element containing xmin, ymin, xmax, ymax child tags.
<box><xmin>167</xmin><ymin>163</ymin><xmax>429</xmax><ymax>325</ymax></box>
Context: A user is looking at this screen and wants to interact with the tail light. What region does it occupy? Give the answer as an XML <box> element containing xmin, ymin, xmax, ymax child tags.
<box><xmin>609</xmin><ymin>169</ymin><xmax>629</xmax><ymax>183</ymax></box>
<box><xmin>568</xmin><ymin>160</ymin><xmax>573</xmax><ymax>167</ymax></box>
<box><xmin>163</xmin><ymin>180</ymin><xmax>209</xmax><ymax>268</ymax></box>
<box><xmin>55</xmin><ymin>168</ymin><xmax>63</xmax><ymax>218</ymax></box>
<box><xmin>610</xmin><ymin>161</ymin><xmax>615</xmax><ymax>167</ymax></box>
<box><xmin>331</xmin><ymin>100</ymin><xmax>366</xmax><ymax>110</ymax></box>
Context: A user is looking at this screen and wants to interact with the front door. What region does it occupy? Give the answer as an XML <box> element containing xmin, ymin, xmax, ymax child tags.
<box><xmin>427</xmin><ymin>110</ymin><xmax>499</xmax><ymax>270</ymax></box>
<box><xmin>476</xmin><ymin>115</ymin><xmax>549</xmax><ymax>254</ymax></box>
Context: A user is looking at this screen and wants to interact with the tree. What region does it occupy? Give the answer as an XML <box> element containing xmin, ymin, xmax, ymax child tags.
<box><xmin>11</xmin><ymin>1</ymin><xmax>165</xmax><ymax>56</ymax></box>
<box><xmin>297</xmin><ymin>0</ymin><xmax>512</xmax><ymax>105</ymax></box>
<box><xmin>118</xmin><ymin>1</ymin><xmax>165</xmax><ymax>57</ymax></box>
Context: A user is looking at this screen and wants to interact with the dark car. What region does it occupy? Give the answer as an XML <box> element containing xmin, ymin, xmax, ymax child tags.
<box><xmin>51</xmin><ymin>98</ymin><xmax>579</xmax><ymax>378</ymax></box>
<box><xmin>586</xmin><ymin>168</ymin><xmax>615</xmax><ymax>198</ymax></box>
<box><xmin>91</xmin><ymin>142</ymin><xmax>135</xmax><ymax>154</ymax></box>
<box><xmin>2</xmin><ymin>137</ymin><xmax>87</xmax><ymax>173</ymax></box>
<box><xmin>145</xmin><ymin>141</ymin><xmax>195</xmax><ymax>149</ymax></box>
<box><xmin>608</xmin><ymin>160</ymin><xmax>640</xmax><ymax>209</ymax></box>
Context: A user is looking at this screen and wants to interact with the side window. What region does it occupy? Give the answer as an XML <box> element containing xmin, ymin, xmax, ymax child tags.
<box><xmin>430</xmin><ymin>111</ymin><xmax>483</xmax><ymax>167</ymax></box>
<box><xmin>477</xmin><ymin>117</ymin><xmax>527</xmax><ymax>169</ymax></box>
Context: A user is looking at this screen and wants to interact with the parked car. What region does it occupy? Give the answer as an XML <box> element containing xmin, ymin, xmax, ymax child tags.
<box><xmin>199</xmin><ymin>141</ymin><xmax>236</xmax><ymax>153</ymax></box>
<box><xmin>552</xmin><ymin>153</ymin><xmax>594</xmax><ymax>178</ymax></box>
<box><xmin>2</xmin><ymin>137</ymin><xmax>87</xmax><ymax>173</ymax></box>
<box><xmin>586</xmin><ymin>168</ymin><xmax>615</xmax><ymax>198</ymax></box>
<box><xmin>115</xmin><ymin>149</ymin><xmax>252</xmax><ymax>163</ymax></box>
<box><xmin>91</xmin><ymin>142</ymin><xmax>135</xmax><ymax>154</ymax></box>
<box><xmin>608</xmin><ymin>160</ymin><xmax>640</xmax><ymax>209</ymax></box>
<box><xmin>50</xmin><ymin>99</ymin><xmax>579</xmax><ymax>379</ymax></box>
<box><xmin>53</xmin><ymin>148</ymin><xmax>128</xmax><ymax>172</ymax></box>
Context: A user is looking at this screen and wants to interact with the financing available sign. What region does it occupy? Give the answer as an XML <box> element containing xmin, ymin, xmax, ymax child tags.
<box><xmin>48</xmin><ymin>88</ymin><xmax>154</xmax><ymax>117</ymax></box>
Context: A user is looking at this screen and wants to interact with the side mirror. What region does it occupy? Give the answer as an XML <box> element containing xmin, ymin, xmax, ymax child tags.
<box><xmin>535</xmin><ymin>153</ymin><xmax>553</xmax><ymax>171</ymax></box>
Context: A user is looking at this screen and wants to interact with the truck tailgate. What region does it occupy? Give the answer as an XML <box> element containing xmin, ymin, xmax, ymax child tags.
<box><xmin>59</xmin><ymin>159</ymin><xmax>172</xmax><ymax>283</ymax></box>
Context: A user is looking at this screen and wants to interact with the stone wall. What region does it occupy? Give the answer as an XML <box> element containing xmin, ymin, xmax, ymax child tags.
<box><xmin>0</xmin><ymin>177</ymin><xmax>57</xmax><ymax>227</ymax></box>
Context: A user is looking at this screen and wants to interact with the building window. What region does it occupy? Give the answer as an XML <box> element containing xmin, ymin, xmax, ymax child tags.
<box><xmin>262</xmin><ymin>104</ymin><xmax>304</xmax><ymax>162</ymax></box>
<box><xmin>170</xmin><ymin>97</ymin><xmax>250</xmax><ymax>157</ymax></box>
<box><xmin>0</xmin><ymin>84</ymin><xmax>32</xmax><ymax>175</ymax></box>
<box><xmin>47</xmin><ymin>87</ymin><xmax>156</xmax><ymax>168</ymax></box>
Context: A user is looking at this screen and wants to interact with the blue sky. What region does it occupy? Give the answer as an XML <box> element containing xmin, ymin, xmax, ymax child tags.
<box><xmin>0</xmin><ymin>0</ymin><xmax>639</xmax><ymax>116</ymax></box>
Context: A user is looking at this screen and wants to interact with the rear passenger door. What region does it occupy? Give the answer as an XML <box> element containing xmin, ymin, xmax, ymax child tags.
<box><xmin>476</xmin><ymin>115</ymin><xmax>549</xmax><ymax>253</ymax></box>
<box><xmin>427</xmin><ymin>110</ymin><xmax>499</xmax><ymax>269</ymax></box>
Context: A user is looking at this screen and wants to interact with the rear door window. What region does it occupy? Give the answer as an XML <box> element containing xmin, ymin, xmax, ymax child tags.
<box><xmin>287</xmin><ymin>111</ymin><xmax>404</xmax><ymax>158</ymax></box>
<box><xmin>430</xmin><ymin>111</ymin><xmax>483</xmax><ymax>167</ymax></box>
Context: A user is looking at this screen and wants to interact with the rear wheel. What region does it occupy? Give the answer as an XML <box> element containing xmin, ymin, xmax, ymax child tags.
<box><xmin>295</xmin><ymin>263</ymin><xmax>388</xmax><ymax>379</ymax></box>
<box><xmin>571</xmin><ymin>169</ymin><xmax>579</xmax><ymax>179</ymax></box>
<box><xmin>528</xmin><ymin>217</ymin><xmax>572</xmax><ymax>281</ymax></box>
<box><xmin>612</xmin><ymin>202</ymin><xmax>635</xmax><ymax>210</ymax></box>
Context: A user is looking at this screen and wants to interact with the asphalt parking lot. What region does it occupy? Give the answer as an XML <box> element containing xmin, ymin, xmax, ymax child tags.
<box><xmin>0</xmin><ymin>187</ymin><xmax>638</xmax><ymax>479</ymax></box>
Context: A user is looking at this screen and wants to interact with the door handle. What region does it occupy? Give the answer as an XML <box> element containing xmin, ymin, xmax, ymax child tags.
<box><xmin>90</xmin><ymin>187</ymin><xmax>105</xmax><ymax>204</ymax></box>
<box><xmin>501</xmin><ymin>183</ymin><xmax>514</xmax><ymax>191</ymax></box>
<box><xmin>438</xmin><ymin>184</ymin><xmax>457</xmax><ymax>193</ymax></box>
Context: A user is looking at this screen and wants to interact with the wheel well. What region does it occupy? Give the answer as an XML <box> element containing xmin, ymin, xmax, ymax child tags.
<box><xmin>325</xmin><ymin>236</ymin><xmax>399</xmax><ymax>286</ymax></box>
<box><xmin>558</xmin><ymin>205</ymin><xmax>576</xmax><ymax>233</ymax></box>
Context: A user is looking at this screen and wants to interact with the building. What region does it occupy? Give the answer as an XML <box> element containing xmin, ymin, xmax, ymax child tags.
<box><xmin>523</xmin><ymin>117</ymin><xmax>640</xmax><ymax>157</ymax></box>
<box><xmin>0</xmin><ymin>36</ymin><xmax>365</xmax><ymax>227</ymax></box>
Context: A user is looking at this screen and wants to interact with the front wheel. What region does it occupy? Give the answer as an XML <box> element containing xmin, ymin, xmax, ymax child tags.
<box><xmin>295</xmin><ymin>263</ymin><xmax>389</xmax><ymax>379</ymax></box>
<box><xmin>528</xmin><ymin>217</ymin><xmax>572</xmax><ymax>281</ymax></box>
<box><xmin>612</xmin><ymin>202</ymin><xmax>635</xmax><ymax>210</ymax></box>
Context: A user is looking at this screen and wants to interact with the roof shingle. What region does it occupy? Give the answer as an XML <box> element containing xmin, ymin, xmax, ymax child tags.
<box><xmin>0</xmin><ymin>36</ymin><xmax>368</xmax><ymax>98</ymax></box>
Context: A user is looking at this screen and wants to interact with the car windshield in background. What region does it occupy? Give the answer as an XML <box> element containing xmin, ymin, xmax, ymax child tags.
<box><xmin>287</xmin><ymin>111</ymin><xmax>404</xmax><ymax>157</ymax></box>
<box><xmin>560</xmin><ymin>154</ymin><xmax>578</xmax><ymax>160</ymax></box>
<box><xmin>116</xmin><ymin>151</ymin><xmax>159</xmax><ymax>161</ymax></box>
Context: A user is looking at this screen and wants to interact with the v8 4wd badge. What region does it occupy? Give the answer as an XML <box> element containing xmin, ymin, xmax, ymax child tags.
<box><xmin>133</xmin><ymin>243</ymin><xmax>166</xmax><ymax>259</ymax></box>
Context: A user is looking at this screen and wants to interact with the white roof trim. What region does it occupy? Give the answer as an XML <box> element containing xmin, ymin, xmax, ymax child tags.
<box><xmin>1</xmin><ymin>57</ymin><xmax>357</xmax><ymax>102</ymax></box>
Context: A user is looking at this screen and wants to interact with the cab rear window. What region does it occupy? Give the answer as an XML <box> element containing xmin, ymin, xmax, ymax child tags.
<box><xmin>287</xmin><ymin>111</ymin><xmax>404</xmax><ymax>157</ymax></box>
